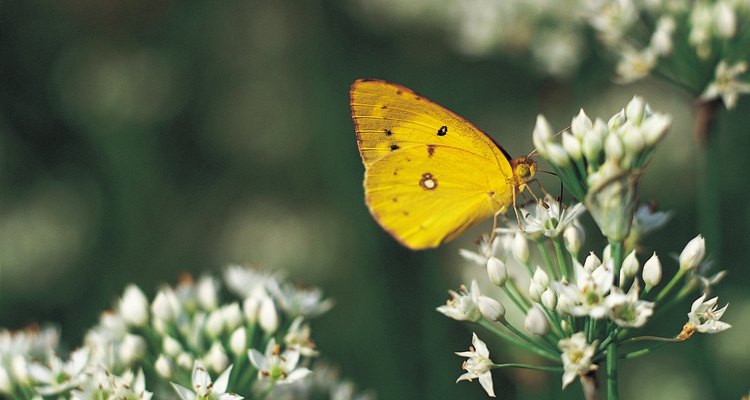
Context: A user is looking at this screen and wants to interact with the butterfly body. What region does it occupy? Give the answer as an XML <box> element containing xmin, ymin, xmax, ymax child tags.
<box><xmin>350</xmin><ymin>79</ymin><xmax>535</xmax><ymax>250</ymax></box>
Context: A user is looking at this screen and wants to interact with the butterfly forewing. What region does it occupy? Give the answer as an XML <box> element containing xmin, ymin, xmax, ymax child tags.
<box><xmin>350</xmin><ymin>79</ymin><xmax>516</xmax><ymax>249</ymax></box>
<box><xmin>350</xmin><ymin>79</ymin><xmax>509</xmax><ymax>168</ymax></box>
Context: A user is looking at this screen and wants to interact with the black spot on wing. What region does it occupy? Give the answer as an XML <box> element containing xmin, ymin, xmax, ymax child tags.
<box><xmin>384</xmin><ymin>129</ymin><xmax>393</xmax><ymax>136</ymax></box>
<box><xmin>390</xmin><ymin>144</ymin><xmax>400</xmax><ymax>151</ymax></box>
<box><xmin>437</xmin><ymin>126</ymin><xmax>448</xmax><ymax>136</ymax></box>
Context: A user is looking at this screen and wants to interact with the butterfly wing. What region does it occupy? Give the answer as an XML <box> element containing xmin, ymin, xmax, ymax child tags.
<box><xmin>350</xmin><ymin>79</ymin><xmax>516</xmax><ymax>249</ymax></box>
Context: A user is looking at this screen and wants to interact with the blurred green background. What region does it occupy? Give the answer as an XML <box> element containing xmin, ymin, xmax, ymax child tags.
<box><xmin>1</xmin><ymin>1</ymin><xmax>749</xmax><ymax>399</ymax></box>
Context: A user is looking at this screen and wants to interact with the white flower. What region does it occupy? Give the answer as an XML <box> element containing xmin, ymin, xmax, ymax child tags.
<box><xmin>223</xmin><ymin>265</ymin><xmax>280</xmax><ymax>299</ymax></box>
<box><xmin>259</xmin><ymin>295</ymin><xmax>279</xmax><ymax>334</ymax></box>
<box><xmin>455</xmin><ymin>333</ymin><xmax>496</xmax><ymax>397</ymax></box>
<box><xmin>436</xmin><ymin>281</ymin><xmax>482</xmax><ymax>322</ymax></box>
<box><xmin>118</xmin><ymin>334</ymin><xmax>146</xmax><ymax>366</ymax></box>
<box><xmin>171</xmin><ymin>361</ymin><xmax>242</xmax><ymax>400</ymax></box>
<box><xmin>620</xmin><ymin>250</ymin><xmax>640</xmax><ymax>280</ymax></box>
<box><xmin>605</xmin><ymin>282</ymin><xmax>654</xmax><ymax>327</ymax></box>
<box><xmin>556</xmin><ymin>261</ymin><xmax>614</xmax><ymax>319</ymax></box>
<box><xmin>542</xmin><ymin>288</ymin><xmax>557</xmax><ymax>310</ymax></box>
<box><xmin>630</xmin><ymin>204</ymin><xmax>671</xmax><ymax>238</ymax></box>
<box><xmin>679</xmin><ymin>234</ymin><xmax>706</xmax><ymax>272</ymax></box>
<box><xmin>558</xmin><ymin>332</ymin><xmax>598</xmax><ymax>389</ymax></box>
<box><xmin>650</xmin><ymin>16</ymin><xmax>675</xmax><ymax>55</ymax></box>
<box><xmin>119</xmin><ymin>284</ymin><xmax>149</xmax><ymax>327</ymax></box>
<box><xmin>700</xmin><ymin>60</ymin><xmax>750</xmax><ymax>109</ymax></box>
<box><xmin>615</xmin><ymin>46</ymin><xmax>656</xmax><ymax>83</ymax></box>
<box><xmin>269</xmin><ymin>282</ymin><xmax>334</xmax><ymax>318</ymax></box>
<box><xmin>563</xmin><ymin>222</ymin><xmax>585</xmax><ymax>255</ymax></box>
<box><xmin>28</xmin><ymin>348</ymin><xmax>89</xmax><ymax>395</ymax></box>
<box><xmin>687</xmin><ymin>294</ymin><xmax>731</xmax><ymax>334</ymax></box>
<box><xmin>284</xmin><ymin>316</ymin><xmax>319</xmax><ymax>357</ymax></box>
<box><xmin>248</xmin><ymin>339</ymin><xmax>312</xmax><ymax>385</ymax></box>
<box><xmin>459</xmin><ymin>234</ymin><xmax>509</xmax><ymax>266</ymax></box>
<box><xmin>72</xmin><ymin>367</ymin><xmax>153</xmax><ymax>400</ymax></box>
<box><xmin>512</xmin><ymin>197</ymin><xmax>585</xmax><ymax>239</ymax></box>
<box><xmin>512</xmin><ymin>232</ymin><xmax>530</xmax><ymax>264</ymax></box>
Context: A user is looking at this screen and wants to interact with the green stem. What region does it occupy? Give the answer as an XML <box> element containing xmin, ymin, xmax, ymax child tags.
<box><xmin>479</xmin><ymin>320</ymin><xmax>560</xmax><ymax>362</ymax></box>
<box><xmin>553</xmin><ymin>238</ymin><xmax>572</xmax><ymax>281</ymax></box>
<box><xmin>655</xmin><ymin>270</ymin><xmax>686</xmax><ymax>303</ymax></box>
<box><xmin>609</xmin><ymin>240</ymin><xmax>624</xmax><ymax>286</ymax></box>
<box><xmin>694</xmin><ymin>99</ymin><xmax>722</xmax><ymax>267</ymax></box>
<box><xmin>507</xmin><ymin>279</ymin><xmax>532</xmax><ymax>310</ymax></box>
<box><xmin>501</xmin><ymin>319</ymin><xmax>560</xmax><ymax>356</ymax></box>
<box><xmin>537</xmin><ymin>242</ymin><xmax>560</xmax><ymax>281</ymax></box>
<box><xmin>606</xmin><ymin>340</ymin><xmax>619</xmax><ymax>400</ymax></box>
<box><xmin>493</xmin><ymin>363</ymin><xmax>563</xmax><ymax>372</ymax></box>
<box><xmin>503</xmin><ymin>285</ymin><xmax>528</xmax><ymax>314</ymax></box>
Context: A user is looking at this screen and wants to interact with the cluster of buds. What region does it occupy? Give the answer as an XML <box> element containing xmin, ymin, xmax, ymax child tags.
<box><xmin>440</xmin><ymin>99</ymin><xmax>731</xmax><ymax>398</ymax></box>
<box><xmin>0</xmin><ymin>265</ymin><xmax>372</xmax><ymax>400</ymax></box>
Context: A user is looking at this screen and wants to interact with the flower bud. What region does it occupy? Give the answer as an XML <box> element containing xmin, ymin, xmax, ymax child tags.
<box><xmin>512</xmin><ymin>232</ymin><xmax>530</xmax><ymax>265</ymax></box>
<box><xmin>230</xmin><ymin>327</ymin><xmax>248</xmax><ymax>357</ymax></box>
<box><xmin>478</xmin><ymin>296</ymin><xmax>506</xmax><ymax>322</ymax></box>
<box><xmin>197</xmin><ymin>276</ymin><xmax>219</xmax><ymax>311</ymax></box>
<box><xmin>642</xmin><ymin>252</ymin><xmax>662</xmax><ymax>287</ymax></box>
<box><xmin>563</xmin><ymin>223</ymin><xmax>584</xmax><ymax>255</ymax></box>
<box><xmin>205</xmin><ymin>309</ymin><xmax>224</xmax><ymax>339</ymax></box>
<box><xmin>715</xmin><ymin>1</ymin><xmax>736</xmax><ymax>38</ymax></box>
<box><xmin>541</xmin><ymin>288</ymin><xmax>557</xmax><ymax>310</ymax></box>
<box><xmin>205</xmin><ymin>342</ymin><xmax>229</xmax><ymax>373</ymax></box>
<box><xmin>622</xmin><ymin>126</ymin><xmax>645</xmax><ymax>156</ymax></box>
<box><xmin>10</xmin><ymin>355</ymin><xmax>29</xmax><ymax>385</ymax></box>
<box><xmin>582</xmin><ymin>130</ymin><xmax>603</xmax><ymax>162</ymax></box>
<box><xmin>533</xmin><ymin>266</ymin><xmax>550</xmax><ymax>288</ymax></box>
<box><xmin>119</xmin><ymin>284</ymin><xmax>149</xmax><ymax>327</ymax></box>
<box><xmin>222</xmin><ymin>302</ymin><xmax>243</xmax><ymax>331</ymax></box>
<box><xmin>679</xmin><ymin>234</ymin><xmax>705</xmax><ymax>271</ymax></box>
<box><xmin>487</xmin><ymin>257</ymin><xmax>508</xmax><ymax>287</ymax></box>
<box><xmin>625</xmin><ymin>96</ymin><xmax>645</xmax><ymax>124</ymax></box>
<box><xmin>547</xmin><ymin>143</ymin><xmax>571</xmax><ymax>167</ymax></box>
<box><xmin>533</xmin><ymin>115</ymin><xmax>554</xmax><ymax>155</ymax></box>
<box><xmin>524</xmin><ymin>306</ymin><xmax>549</xmax><ymax>336</ymax></box>
<box><xmin>621</xmin><ymin>250</ymin><xmax>640</xmax><ymax>279</ymax></box>
<box><xmin>163</xmin><ymin>336</ymin><xmax>183</xmax><ymax>357</ymax></box>
<box><xmin>642</xmin><ymin>113</ymin><xmax>671</xmax><ymax>145</ymax></box>
<box><xmin>529</xmin><ymin>282</ymin><xmax>545</xmax><ymax>302</ymax></box>
<box><xmin>604</xmin><ymin>133</ymin><xmax>624</xmax><ymax>162</ymax></box>
<box><xmin>608</xmin><ymin>109</ymin><xmax>626</xmax><ymax>130</ymax></box>
<box><xmin>562</xmin><ymin>132</ymin><xmax>582</xmax><ymax>160</ymax></box>
<box><xmin>571</xmin><ymin>109</ymin><xmax>593</xmax><ymax>138</ymax></box>
<box><xmin>584</xmin><ymin>252</ymin><xmax>602</xmax><ymax>272</ymax></box>
<box><xmin>155</xmin><ymin>355</ymin><xmax>173</xmax><ymax>379</ymax></box>
<box><xmin>243</xmin><ymin>296</ymin><xmax>260</xmax><ymax>323</ymax></box>
<box><xmin>176</xmin><ymin>352</ymin><xmax>194</xmax><ymax>370</ymax></box>
<box><xmin>560</xmin><ymin>319</ymin><xmax>572</xmax><ymax>335</ymax></box>
<box><xmin>119</xmin><ymin>334</ymin><xmax>146</xmax><ymax>365</ymax></box>
<box><xmin>151</xmin><ymin>289</ymin><xmax>177</xmax><ymax>322</ymax></box>
<box><xmin>259</xmin><ymin>296</ymin><xmax>279</xmax><ymax>334</ymax></box>
<box><xmin>0</xmin><ymin>366</ymin><xmax>9</xmax><ymax>394</ymax></box>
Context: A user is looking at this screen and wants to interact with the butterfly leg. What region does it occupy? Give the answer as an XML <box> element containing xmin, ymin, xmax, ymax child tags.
<box><xmin>512</xmin><ymin>186</ymin><xmax>525</xmax><ymax>232</ymax></box>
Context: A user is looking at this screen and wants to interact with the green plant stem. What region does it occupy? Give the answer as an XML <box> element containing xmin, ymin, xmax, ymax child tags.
<box><xmin>537</xmin><ymin>242</ymin><xmax>561</xmax><ymax>280</ymax></box>
<box><xmin>503</xmin><ymin>285</ymin><xmax>528</xmax><ymax>314</ymax></box>
<box><xmin>493</xmin><ymin>363</ymin><xmax>563</xmax><ymax>372</ymax></box>
<box><xmin>606</xmin><ymin>340</ymin><xmax>619</xmax><ymax>400</ymax></box>
<box><xmin>479</xmin><ymin>320</ymin><xmax>560</xmax><ymax>362</ymax></box>
<box><xmin>694</xmin><ymin>99</ymin><xmax>722</xmax><ymax>268</ymax></box>
<box><xmin>655</xmin><ymin>269</ymin><xmax>685</xmax><ymax>303</ymax></box>
<box><xmin>507</xmin><ymin>279</ymin><xmax>532</xmax><ymax>310</ymax></box>
<box><xmin>502</xmin><ymin>319</ymin><xmax>560</xmax><ymax>356</ymax></box>
<box><xmin>552</xmin><ymin>238</ymin><xmax>572</xmax><ymax>281</ymax></box>
<box><xmin>609</xmin><ymin>240</ymin><xmax>624</xmax><ymax>285</ymax></box>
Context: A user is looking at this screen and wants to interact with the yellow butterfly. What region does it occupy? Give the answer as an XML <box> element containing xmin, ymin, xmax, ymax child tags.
<box><xmin>350</xmin><ymin>79</ymin><xmax>538</xmax><ymax>250</ymax></box>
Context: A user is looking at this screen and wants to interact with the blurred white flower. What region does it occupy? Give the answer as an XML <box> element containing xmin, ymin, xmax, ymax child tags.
<box><xmin>270</xmin><ymin>283</ymin><xmax>334</xmax><ymax>319</ymax></box>
<box><xmin>459</xmin><ymin>234</ymin><xmax>508</xmax><ymax>266</ymax></box>
<box><xmin>285</xmin><ymin>317</ymin><xmax>319</xmax><ymax>357</ymax></box>
<box><xmin>28</xmin><ymin>348</ymin><xmax>88</xmax><ymax>395</ymax></box>
<box><xmin>510</xmin><ymin>198</ymin><xmax>585</xmax><ymax>238</ymax></box>
<box><xmin>455</xmin><ymin>333</ymin><xmax>495</xmax><ymax>397</ymax></box>
<box><xmin>556</xmin><ymin>262</ymin><xmax>614</xmax><ymax>319</ymax></box>
<box><xmin>700</xmin><ymin>60</ymin><xmax>750</xmax><ymax>109</ymax></box>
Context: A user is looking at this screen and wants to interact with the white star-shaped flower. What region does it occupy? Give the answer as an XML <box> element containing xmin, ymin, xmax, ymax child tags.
<box><xmin>171</xmin><ymin>361</ymin><xmax>242</xmax><ymax>400</ymax></box>
<box><xmin>559</xmin><ymin>332</ymin><xmax>598</xmax><ymax>389</ymax></box>
<box><xmin>455</xmin><ymin>333</ymin><xmax>496</xmax><ymax>397</ymax></box>
<box><xmin>700</xmin><ymin>60</ymin><xmax>750</xmax><ymax>109</ymax></box>
<box><xmin>687</xmin><ymin>293</ymin><xmax>731</xmax><ymax>334</ymax></box>
<box><xmin>248</xmin><ymin>339</ymin><xmax>311</xmax><ymax>385</ymax></box>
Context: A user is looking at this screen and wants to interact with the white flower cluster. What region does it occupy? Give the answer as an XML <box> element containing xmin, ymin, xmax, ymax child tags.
<box><xmin>0</xmin><ymin>265</ymin><xmax>371</xmax><ymax>400</ymax></box>
<box><xmin>441</xmin><ymin>99</ymin><xmax>731</xmax><ymax>397</ymax></box>
<box><xmin>583</xmin><ymin>0</ymin><xmax>750</xmax><ymax>109</ymax></box>
<box><xmin>349</xmin><ymin>0</ymin><xmax>589</xmax><ymax>77</ymax></box>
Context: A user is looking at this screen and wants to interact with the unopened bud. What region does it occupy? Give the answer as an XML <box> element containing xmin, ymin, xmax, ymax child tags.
<box><xmin>524</xmin><ymin>306</ymin><xmax>550</xmax><ymax>336</ymax></box>
<box><xmin>679</xmin><ymin>234</ymin><xmax>705</xmax><ymax>272</ymax></box>
<box><xmin>478</xmin><ymin>296</ymin><xmax>506</xmax><ymax>322</ymax></box>
<box><xmin>643</xmin><ymin>252</ymin><xmax>662</xmax><ymax>287</ymax></box>
<box><xmin>512</xmin><ymin>232</ymin><xmax>530</xmax><ymax>265</ymax></box>
<box><xmin>487</xmin><ymin>257</ymin><xmax>508</xmax><ymax>287</ymax></box>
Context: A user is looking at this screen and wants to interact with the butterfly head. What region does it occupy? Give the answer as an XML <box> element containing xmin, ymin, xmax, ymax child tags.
<box><xmin>511</xmin><ymin>157</ymin><xmax>537</xmax><ymax>185</ymax></box>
